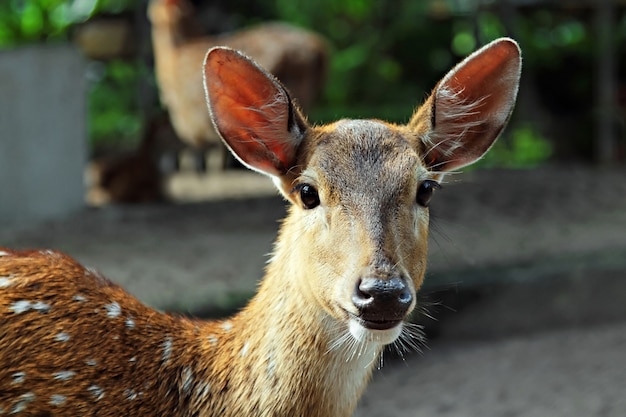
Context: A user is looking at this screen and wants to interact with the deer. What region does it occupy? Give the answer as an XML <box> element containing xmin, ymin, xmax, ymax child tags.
<box><xmin>0</xmin><ymin>38</ymin><xmax>521</xmax><ymax>416</ymax></box>
<box><xmin>148</xmin><ymin>0</ymin><xmax>328</xmax><ymax>169</ymax></box>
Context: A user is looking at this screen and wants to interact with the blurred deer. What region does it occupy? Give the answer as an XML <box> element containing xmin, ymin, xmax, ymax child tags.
<box><xmin>84</xmin><ymin>113</ymin><xmax>178</xmax><ymax>205</ymax></box>
<box><xmin>148</xmin><ymin>0</ymin><xmax>328</xmax><ymax>169</ymax></box>
<box><xmin>0</xmin><ymin>38</ymin><xmax>521</xmax><ymax>416</ymax></box>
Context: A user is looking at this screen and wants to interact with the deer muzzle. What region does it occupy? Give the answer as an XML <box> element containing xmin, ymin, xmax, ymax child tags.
<box><xmin>351</xmin><ymin>275</ymin><xmax>413</xmax><ymax>330</ymax></box>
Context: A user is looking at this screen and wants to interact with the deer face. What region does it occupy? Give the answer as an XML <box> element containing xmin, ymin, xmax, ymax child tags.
<box><xmin>282</xmin><ymin>119</ymin><xmax>436</xmax><ymax>344</ymax></box>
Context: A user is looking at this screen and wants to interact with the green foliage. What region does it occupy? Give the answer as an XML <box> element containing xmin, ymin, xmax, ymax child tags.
<box><xmin>0</xmin><ymin>0</ymin><xmax>135</xmax><ymax>47</ymax></box>
<box><xmin>0</xmin><ymin>0</ymin><xmax>69</xmax><ymax>45</ymax></box>
<box><xmin>88</xmin><ymin>60</ymin><xmax>144</xmax><ymax>150</ymax></box>
<box><xmin>476</xmin><ymin>124</ymin><xmax>553</xmax><ymax>169</ymax></box>
<box><xmin>515</xmin><ymin>9</ymin><xmax>592</xmax><ymax>69</ymax></box>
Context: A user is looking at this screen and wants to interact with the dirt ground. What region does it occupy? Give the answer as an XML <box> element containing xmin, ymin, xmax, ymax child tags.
<box><xmin>2</xmin><ymin>164</ymin><xmax>626</xmax><ymax>416</ymax></box>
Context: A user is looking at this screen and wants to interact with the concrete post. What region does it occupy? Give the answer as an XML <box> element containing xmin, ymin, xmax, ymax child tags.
<box><xmin>0</xmin><ymin>44</ymin><xmax>86</xmax><ymax>224</ymax></box>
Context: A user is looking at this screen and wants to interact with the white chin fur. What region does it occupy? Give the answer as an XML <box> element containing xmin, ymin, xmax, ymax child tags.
<box><xmin>348</xmin><ymin>319</ymin><xmax>403</xmax><ymax>345</ymax></box>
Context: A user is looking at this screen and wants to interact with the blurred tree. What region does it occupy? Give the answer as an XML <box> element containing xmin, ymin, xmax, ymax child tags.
<box><xmin>88</xmin><ymin>59</ymin><xmax>146</xmax><ymax>152</ymax></box>
<box><xmin>0</xmin><ymin>0</ymin><xmax>135</xmax><ymax>46</ymax></box>
<box><xmin>0</xmin><ymin>0</ymin><xmax>71</xmax><ymax>45</ymax></box>
<box><xmin>0</xmin><ymin>0</ymin><xmax>144</xmax><ymax>152</ymax></box>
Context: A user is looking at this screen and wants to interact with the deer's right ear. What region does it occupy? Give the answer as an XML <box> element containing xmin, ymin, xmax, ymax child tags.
<box><xmin>203</xmin><ymin>47</ymin><xmax>307</xmax><ymax>178</ymax></box>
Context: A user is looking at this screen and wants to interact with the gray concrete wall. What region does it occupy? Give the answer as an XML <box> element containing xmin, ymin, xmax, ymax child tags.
<box><xmin>0</xmin><ymin>44</ymin><xmax>86</xmax><ymax>224</ymax></box>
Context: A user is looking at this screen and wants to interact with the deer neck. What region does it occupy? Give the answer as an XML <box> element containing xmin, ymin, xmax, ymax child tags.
<box><xmin>192</xmin><ymin>216</ymin><xmax>380</xmax><ymax>417</ymax></box>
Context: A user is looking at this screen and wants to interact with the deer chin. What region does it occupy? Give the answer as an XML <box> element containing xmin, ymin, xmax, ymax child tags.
<box><xmin>348</xmin><ymin>317</ymin><xmax>403</xmax><ymax>345</ymax></box>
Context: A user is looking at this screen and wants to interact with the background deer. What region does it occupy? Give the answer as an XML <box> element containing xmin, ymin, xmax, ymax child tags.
<box><xmin>0</xmin><ymin>38</ymin><xmax>520</xmax><ymax>416</ymax></box>
<box><xmin>148</xmin><ymin>0</ymin><xmax>328</xmax><ymax>152</ymax></box>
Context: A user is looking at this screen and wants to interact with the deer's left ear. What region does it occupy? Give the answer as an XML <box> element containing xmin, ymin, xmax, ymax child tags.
<box><xmin>411</xmin><ymin>38</ymin><xmax>522</xmax><ymax>172</ymax></box>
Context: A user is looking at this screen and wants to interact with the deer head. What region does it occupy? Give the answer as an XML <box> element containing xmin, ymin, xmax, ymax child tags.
<box><xmin>203</xmin><ymin>38</ymin><xmax>521</xmax><ymax>347</ymax></box>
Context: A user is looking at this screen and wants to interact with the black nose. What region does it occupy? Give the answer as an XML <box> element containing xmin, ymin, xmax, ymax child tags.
<box><xmin>352</xmin><ymin>276</ymin><xmax>413</xmax><ymax>329</ymax></box>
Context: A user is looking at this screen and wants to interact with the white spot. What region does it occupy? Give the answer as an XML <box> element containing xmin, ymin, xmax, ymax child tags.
<box><xmin>0</xmin><ymin>276</ymin><xmax>12</xmax><ymax>288</ymax></box>
<box><xmin>129</xmin><ymin>356</ymin><xmax>137</xmax><ymax>363</ymax></box>
<box><xmin>125</xmin><ymin>317</ymin><xmax>135</xmax><ymax>329</ymax></box>
<box><xmin>161</xmin><ymin>337</ymin><xmax>173</xmax><ymax>363</ymax></box>
<box><xmin>9</xmin><ymin>300</ymin><xmax>50</xmax><ymax>314</ymax></box>
<box><xmin>11</xmin><ymin>371</ymin><xmax>26</xmax><ymax>384</ymax></box>
<box><xmin>49</xmin><ymin>394</ymin><xmax>66</xmax><ymax>406</ymax></box>
<box><xmin>124</xmin><ymin>389</ymin><xmax>139</xmax><ymax>401</ymax></box>
<box><xmin>88</xmin><ymin>385</ymin><xmax>105</xmax><ymax>401</ymax></box>
<box><xmin>207</xmin><ymin>335</ymin><xmax>218</xmax><ymax>345</ymax></box>
<box><xmin>32</xmin><ymin>301</ymin><xmax>50</xmax><ymax>313</ymax></box>
<box><xmin>86</xmin><ymin>359</ymin><xmax>97</xmax><ymax>366</ymax></box>
<box><xmin>73</xmin><ymin>294</ymin><xmax>87</xmax><ymax>302</ymax></box>
<box><xmin>11</xmin><ymin>392</ymin><xmax>35</xmax><ymax>413</ymax></box>
<box><xmin>9</xmin><ymin>300</ymin><xmax>31</xmax><ymax>314</ymax></box>
<box><xmin>55</xmin><ymin>332</ymin><xmax>70</xmax><ymax>342</ymax></box>
<box><xmin>240</xmin><ymin>342</ymin><xmax>250</xmax><ymax>357</ymax></box>
<box><xmin>195</xmin><ymin>381</ymin><xmax>211</xmax><ymax>399</ymax></box>
<box><xmin>181</xmin><ymin>367</ymin><xmax>194</xmax><ymax>393</ymax></box>
<box><xmin>221</xmin><ymin>321</ymin><xmax>233</xmax><ymax>332</ymax></box>
<box><xmin>105</xmin><ymin>301</ymin><xmax>121</xmax><ymax>318</ymax></box>
<box><xmin>0</xmin><ymin>250</ymin><xmax>10</xmax><ymax>256</ymax></box>
<box><xmin>53</xmin><ymin>370</ymin><xmax>76</xmax><ymax>381</ymax></box>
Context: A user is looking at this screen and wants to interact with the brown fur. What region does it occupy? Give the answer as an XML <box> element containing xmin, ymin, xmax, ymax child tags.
<box><xmin>0</xmin><ymin>39</ymin><xmax>521</xmax><ymax>416</ymax></box>
<box><xmin>85</xmin><ymin>115</ymin><xmax>172</xmax><ymax>205</ymax></box>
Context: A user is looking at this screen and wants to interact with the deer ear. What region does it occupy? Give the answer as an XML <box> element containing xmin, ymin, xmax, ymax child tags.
<box><xmin>203</xmin><ymin>47</ymin><xmax>307</xmax><ymax>177</ymax></box>
<box><xmin>414</xmin><ymin>38</ymin><xmax>521</xmax><ymax>172</ymax></box>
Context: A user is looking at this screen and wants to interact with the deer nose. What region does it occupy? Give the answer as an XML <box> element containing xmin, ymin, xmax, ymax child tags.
<box><xmin>351</xmin><ymin>276</ymin><xmax>413</xmax><ymax>330</ymax></box>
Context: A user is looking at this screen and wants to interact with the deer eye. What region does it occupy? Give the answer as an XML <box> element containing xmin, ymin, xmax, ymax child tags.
<box><xmin>416</xmin><ymin>180</ymin><xmax>441</xmax><ymax>207</ymax></box>
<box><xmin>297</xmin><ymin>184</ymin><xmax>320</xmax><ymax>209</ymax></box>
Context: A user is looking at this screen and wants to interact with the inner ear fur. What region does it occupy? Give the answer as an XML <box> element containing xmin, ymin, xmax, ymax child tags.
<box><xmin>411</xmin><ymin>38</ymin><xmax>522</xmax><ymax>172</ymax></box>
<box><xmin>203</xmin><ymin>47</ymin><xmax>308</xmax><ymax>179</ymax></box>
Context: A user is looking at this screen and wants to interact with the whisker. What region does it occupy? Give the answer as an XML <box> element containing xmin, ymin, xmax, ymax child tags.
<box><xmin>377</xmin><ymin>351</ymin><xmax>384</xmax><ymax>370</ymax></box>
<box><xmin>417</xmin><ymin>304</ymin><xmax>439</xmax><ymax>322</ymax></box>
<box><xmin>403</xmin><ymin>325</ymin><xmax>427</xmax><ymax>354</ymax></box>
